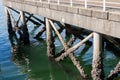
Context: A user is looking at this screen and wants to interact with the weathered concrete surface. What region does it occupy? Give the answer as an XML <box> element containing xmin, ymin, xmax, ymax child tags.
<box><xmin>3</xmin><ymin>0</ymin><xmax>120</xmax><ymax>39</ymax></box>
<box><xmin>109</xmin><ymin>12</ymin><xmax>120</xmax><ymax>22</ymax></box>
<box><xmin>79</xmin><ymin>8</ymin><xmax>92</xmax><ymax>17</ymax></box>
<box><xmin>92</xmin><ymin>10</ymin><xmax>108</xmax><ymax>19</ymax></box>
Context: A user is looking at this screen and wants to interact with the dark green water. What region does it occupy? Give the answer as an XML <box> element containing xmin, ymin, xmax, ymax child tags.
<box><xmin>0</xmin><ymin>0</ymin><xmax>120</xmax><ymax>80</ymax></box>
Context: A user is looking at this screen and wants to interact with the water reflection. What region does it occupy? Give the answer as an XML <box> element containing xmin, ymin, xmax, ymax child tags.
<box><xmin>8</xmin><ymin>32</ymin><xmax>82</xmax><ymax>80</ymax></box>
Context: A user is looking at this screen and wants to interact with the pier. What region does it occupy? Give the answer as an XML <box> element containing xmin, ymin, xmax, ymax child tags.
<box><xmin>2</xmin><ymin>0</ymin><xmax>120</xmax><ymax>79</ymax></box>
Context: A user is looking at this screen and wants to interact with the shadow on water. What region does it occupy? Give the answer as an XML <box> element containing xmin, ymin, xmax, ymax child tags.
<box><xmin>105</xmin><ymin>41</ymin><xmax>120</xmax><ymax>57</ymax></box>
<box><xmin>10</xmin><ymin>42</ymin><xmax>83</xmax><ymax>80</ymax></box>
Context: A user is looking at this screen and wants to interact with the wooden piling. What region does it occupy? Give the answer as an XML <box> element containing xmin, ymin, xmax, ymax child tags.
<box><xmin>20</xmin><ymin>11</ymin><xmax>30</xmax><ymax>45</ymax></box>
<box><xmin>7</xmin><ymin>9</ymin><xmax>24</xmax><ymax>43</ymax></box>
<box><xmin>55</xmin><ymin>33</ymin><xmax>93</xmax><ymax>61</ymax></box>
<box><xmin>5</xmin><ymin>7</ymin><xmax>14</xmax><ymax>35</ymax></box>
<box><xmin>49</xmin><ymin>19</ymin><xmax>89</xmax><ymax>79</ymax></box>
<box><xmin>49</xmin><ymin>20</ymin><xmax>68</xmax><ymax>51</ymax></box>
<box><xmin>14</xmin><ymin>15</ymin><xmax>23</xmax><ymax>43</ymax></box>
<box><xmin>5</xmin><ymin>7</ymin><xmax>18</xmax><ymax>45</ymax></box>
<box><xmin>91</xmin><ymin>32</ymin><xmax>104</xmax><ymax>80</ymax></box>
<box><xmin>46</xmin><ymin>18</ymin><xmax>55</xmax><ymax>57</ymax></box>
<box><xmin>67</xmin><ymin>37</ymin><xmax>89</xmax><ymax>79</ymax></box>
<box><xmin>69</xmin><ymin>53</ymin><xmax>89</xmax><ymax>80</ymax></box>
<box><xmin>54</xmin><ymin>37</ymin><xmax>76</xmax><ymax>58</ymax></box>
<box><xmin>106</xmin><ymin>61</ymin><xmax>120</xmax><ymax>80</ymax></box>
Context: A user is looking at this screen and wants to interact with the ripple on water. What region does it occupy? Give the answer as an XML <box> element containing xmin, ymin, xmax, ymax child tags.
<box><xmin>0</xmin><ymin>1</ymin><xmax>27</xmax><ymax>79</ymax></box>
<box><xmin>0</xmin><ymin>0</ymin><xmax>120</xmax><ymax>79</ymax></box>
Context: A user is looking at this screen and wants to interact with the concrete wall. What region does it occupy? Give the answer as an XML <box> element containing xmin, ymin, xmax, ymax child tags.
<box><xmin>3</xmin><ymin>0</ymin><xmax>120</xmax><ymax>38</ymax></box>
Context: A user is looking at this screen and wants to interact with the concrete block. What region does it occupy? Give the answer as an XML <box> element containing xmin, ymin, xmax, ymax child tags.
<box><xmin>107</xmin><ymin>21</ymin><xmax>120</xmax><ymax>38</ymax></box>
<box><xmin>36</xmin><ymin>2</ymin><xmax>42</xmax><ymax>7</ymax></box>
<box><xmin>67</xmin><ymin>6</ymin><xmax>79</xmax><ymax>14</ymax></box>
<box><xmin>92</xmin><ymin>10</ymin><xmax>108</xmax><ymax>20</ymax></box>
<box><xmin>61</xmin><ymin>12</ymin><xmax>79</xmax><ymax>25</ymax></box>
<box><xmin>12</xmin><ymin>2</ymin><xmax>22</xmax><ymax>10</ymax></box>
<box><xmin>24</xmin><ymin>1</ymin><xmax>37</xmax><ymax>6</ymax></box>
<box><xmin>2</xmin><ymin>0</ymin><xmax>10</xmax><ymax>7</ymax></box>
<box><xmin>80</xmin><ymin>16</ymin><xmax>92</xmax><ymax>30</ymax></box>
<box><xmin>50</xmin><ymin>3</ymin><xmax>58</xmax><ymax>10</ymax></box>
<box><xmin>38</xmin><ymin>7</ymin><xmax>51</xmax><ymax>19</ymax></box>
<box><xmin>50</xmin><ymin>9</ymin><xmax>62</xmax><ymax>22</ymax></box>
<box><xmin>91</xmin><ymin>17</ymin><xmax>106</xmax><ymax>33</ymax></box>
<box><xmin>79</xmin><ymin>8</ymin><xmax>92</xmax><ymax>17</ymax></box>
<box><xmin>109</xmin><ymin>12</ymin><xmax>120</xmax><ymax>22</ymax></box>
<box><xmin>58</xmin><ymin>5</ymin><xmax>68</xmax><ymax>12</ymax></box>
<box><xmin>25</xmin><ymin>4</ymin><xmax>38</xmax><ymax>14</ymax></box>
<box><xmin>42</xmin><ymin>2</ymin><xmax>50</xmax><ymax>8</ymax></box>
<box><xmin>9</xmin><ymin>0</ymin><xmax>16</xmax><ymax>2</ymax></box>
<box><xmin>3</xmin><ymin>0</ymin><xmax>14</xmax><ymax>8</ymax></box>
<box><xmin>14</xmin><ymin>0</ymin><xmax>23</xmax><ymax>3</ymax></box>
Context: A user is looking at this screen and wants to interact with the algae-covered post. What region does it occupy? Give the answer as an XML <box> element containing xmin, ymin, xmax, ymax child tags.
<box><xmin>49</xmin><ymin>19</ymin><xmax>91</xmax><ymax>79</ymax></box>
<box><xmin>5</xmin><ymin>7</ymin><xmax>14</xmax><ymax>35</ymax></box>
<box><xmin>5</xmin><ymin>7</ymin><xmax>18</xmax><ymax>45</ymax></box>
<box><xmin>20</xmin><ymin>11</ymin><xmax>30</xmax><ymax>45</ymax></box>
<box><xmin>46</xmin><ymin>18</ymin><xmax>55</xmax><ymax>57</ymax></box>
<box><xmin>92</xmin><ymin>32</ymin><xmax>104</xmax><ymax>80</ymax></box>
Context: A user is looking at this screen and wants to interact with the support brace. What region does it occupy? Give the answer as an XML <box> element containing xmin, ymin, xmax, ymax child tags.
<box><xmin>49</xmin><ymin>19</ymin><xmax>90</xmax><ymax>79</ymax></box>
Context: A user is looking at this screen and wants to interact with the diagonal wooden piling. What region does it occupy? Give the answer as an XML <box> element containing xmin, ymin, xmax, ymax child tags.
<box><xmin>55</xmin><ymin>33</ymin><xmax>93</xmax><ymax>61</ymax></box>
<box><xmin>54</xmin><ymin>37</ymin><xmax>76</xmax><ymax>58</ymax></box>
<box><xmin>5</xmin><ymin>7</ymin><xmax>18</xmax><ymax>44</ymax></box>
<box><xmin>106</xmin><ymin>61</ymin><xmax>120</xmax><ymax>80</ymax></box>
<box><xmin>5</xmin><ymin>7</ymin><xmax>14</xmax><ymax>35</ymax></box>
<box><xmin>49</xmin><ymin>19</ymin><xmax>89</xmax><ymax>79</ymax></box>
<box><xmin>49</xmin><ymin>20</ymin><xmax>68</xmax><ymax>51</ymax></box>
